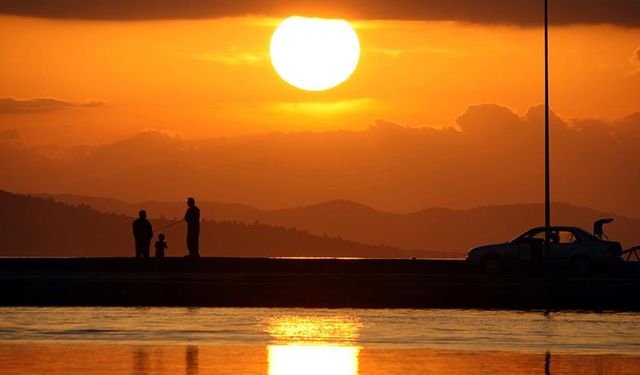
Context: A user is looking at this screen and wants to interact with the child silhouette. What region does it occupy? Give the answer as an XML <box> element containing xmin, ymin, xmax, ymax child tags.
<box><xmin>154</xmin><ymin>233</ymin><xmax>168</xmax><ymax>258</ymax></box>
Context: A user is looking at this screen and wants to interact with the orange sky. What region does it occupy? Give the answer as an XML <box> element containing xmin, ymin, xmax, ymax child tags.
<box><xmin>0</xmin><ymin>15</ymin><xmax>639</xmax><ymax>145</ymax></box>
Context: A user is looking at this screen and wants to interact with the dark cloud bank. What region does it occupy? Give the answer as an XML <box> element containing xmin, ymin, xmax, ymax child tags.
<box><xmin>0</xmin><ymin>97</ymin><xmax>104</xmax><ymax>114</ymax></box>
<box><xmin>1</xmin><ymin>103</ymin><xmax>640</xmax><ymax>218</ymax></box>
<box><xmin>0</xmin><ymin>0</ymin><xmax>639</xmax><ymax>26</ymax></box>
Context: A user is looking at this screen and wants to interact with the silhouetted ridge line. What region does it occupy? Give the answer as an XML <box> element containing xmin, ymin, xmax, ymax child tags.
<box><xmin>31</xmin><ymin>192</ymin><xmax>640</xmax><ymax>257</ymax></box>
<box><xmin>0</xmin><ymin>190</ymin><xmax>440</xmax><ymax>258</ymax></box>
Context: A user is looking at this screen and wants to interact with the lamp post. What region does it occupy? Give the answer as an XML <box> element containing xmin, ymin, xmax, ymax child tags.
<box><xmin>544</xmin><ymin>0</ymin><xmax>551</xmax><ymax>261</ymax></box>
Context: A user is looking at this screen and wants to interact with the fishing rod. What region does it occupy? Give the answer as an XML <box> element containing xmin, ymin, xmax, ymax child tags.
<box><xmin>158</xmin><ymin>220</ymin><xmax>183</xmax><ymax>230</ymax></box>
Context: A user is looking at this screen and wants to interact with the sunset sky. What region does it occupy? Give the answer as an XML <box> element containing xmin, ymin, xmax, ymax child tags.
<box><xmin>0</xmin><ymin>1</ymin><xmax>638</xmax><ymax>144</ymax></box>
<box><xmin>1</xmin><ymin>1</ymin><xmax>639</xmax><ymax>215</ymax></box>
<box><xmin>4</xmin><ymin>6</ymin><xmax>640</xmax><ymax>374</ymax></box>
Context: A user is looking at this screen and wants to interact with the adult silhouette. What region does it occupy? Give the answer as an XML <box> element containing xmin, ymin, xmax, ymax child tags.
<box><xmin>132</xmin><ymin>210</ymin><xmax>153</xmax><ymax>258</ymax></box>
<box><xmin>184</xmin><ymin>197</ymin><xmax>200</xmax><ymax>258</ymax></box>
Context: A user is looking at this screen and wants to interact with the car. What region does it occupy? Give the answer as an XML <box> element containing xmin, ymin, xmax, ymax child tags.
<box><xmin>466</xmin><ymin>225</ymin><xmax>623</xmax><ymax>274</ymax></box>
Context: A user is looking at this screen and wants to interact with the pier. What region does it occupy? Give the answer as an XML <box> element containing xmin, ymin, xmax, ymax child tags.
<box><xmin>1</xmin><ymin>257</ymin><xmax>639</xmax><ymax>310</ymax></box>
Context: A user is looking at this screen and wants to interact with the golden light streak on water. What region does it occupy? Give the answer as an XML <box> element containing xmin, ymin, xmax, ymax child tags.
<box><xmin>266</xmin><ymin>314</ymin><xmax>361</xmax><ymax>375</ymax></box>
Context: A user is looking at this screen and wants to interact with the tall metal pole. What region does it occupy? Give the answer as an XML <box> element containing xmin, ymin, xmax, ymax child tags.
<box><xmin>544</xmin><ymin>0</ymin><xmax>551</xmax><ymax>259</ymax></box>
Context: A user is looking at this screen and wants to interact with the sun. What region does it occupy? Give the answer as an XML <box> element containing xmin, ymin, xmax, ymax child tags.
<box><xmin>270</xmin><ymin>16</ymin><xmax>360</xmax><ymax>91</ymax></box>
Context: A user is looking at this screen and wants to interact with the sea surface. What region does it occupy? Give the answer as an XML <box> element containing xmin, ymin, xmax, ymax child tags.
<box><xmin>0</xmin><ymin>307</ymin><xmax>639</xmax><ymax>374</ymax></box>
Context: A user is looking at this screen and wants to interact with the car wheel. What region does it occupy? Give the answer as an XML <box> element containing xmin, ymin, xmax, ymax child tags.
<box><xmin>568</xmin><ymin>256</ymin><xmax>591</xmax><ymax>276</ymax></box>
<box><xmin>481</xmin><ymin>254</ymin><xmax>504</xmax><ymax>274</ymax></box>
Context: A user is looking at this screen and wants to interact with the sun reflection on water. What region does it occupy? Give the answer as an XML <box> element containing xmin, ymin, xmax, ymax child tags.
<box><xmin>266</xmin><ymin>315</ymin><xmax>361</xmax><ymax>375</ymax></box>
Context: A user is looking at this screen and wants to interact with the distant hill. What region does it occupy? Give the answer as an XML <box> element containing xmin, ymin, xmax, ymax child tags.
<box><xmin>34</xmin><ymin>193</ymin><xmax>262</xmax><ymax>221</ymax></box>
<box><xmin>2</xmin><ymin>191</ymin><xmax>436</xmax><ymax>258</ymax></box>
<box><xmin>264</xmin><ymin>200</ymin><xmax>640</xmax><ymax>255</ymax></box>
<box><xmin>35</xmin><ymin>193</ymin><xmax>640</xmax><ymax>256</ymax></box>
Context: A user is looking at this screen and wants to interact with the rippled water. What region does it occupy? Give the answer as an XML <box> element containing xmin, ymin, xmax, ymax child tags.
<box><xmin>1</xmin><ymin>307</ymin><xmax>639</xmax><ymax>374</ymax></box>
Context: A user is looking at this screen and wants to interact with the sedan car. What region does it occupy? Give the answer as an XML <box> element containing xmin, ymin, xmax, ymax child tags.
<box><xmin>466</xmin><ymin>226</ymin><xmax>623</xmax><ymax>274</ymax></box>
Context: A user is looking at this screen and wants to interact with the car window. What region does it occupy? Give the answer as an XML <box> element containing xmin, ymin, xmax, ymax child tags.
<box><xmin>516</xmin><ymin>228</ymin><xmax>578</xmax><ymax>244</ymax></box>
<box><xmin>548</xmin><ymin>230</ymin><xmax>577</xmax><ymax>244</ymax></box>
<box><xmin>512</xmin><ymin>229</ymin><xmax>545</xmax><ymax>243</ymax></box>
<box><xmin>557</xmin><ymin>230</ymin><xmax>577</xmax><ymax>244</ymax></box>
<box><xmin>519</xmin><ymin>229</ymin><xmax>545</xmax><ymax>241</ymax></box>
<box><xmin>529</xmin><ymin>232</ymin><xmax>546</xmax><ymax>241</ymax></box>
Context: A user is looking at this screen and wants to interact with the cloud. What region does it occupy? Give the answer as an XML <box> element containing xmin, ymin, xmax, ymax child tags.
<box><xmin>195</xmin><ymin>50</ymin><xmax>266</xmax><ymax>66</ymax></box>
<box><xmin>2</xmin><ymin>102</ymin><xmax>640</xmax><ymax>217</ymax></box>
<box><xmin>0</xmin><ymin>97</ymin><xmax>105</xmax><ymax>114</ymax></box>
<box><xmin>0</xmin><ymin>1</ymin><xmax>639</xmax><ymax>26</ymax></box>
<box><xmin>365</xmin><ymin>48</ymin><xmax>406</xmax><ymax>58</ymax></box>
<box><xmin>456</xmin><ymin>103</ymin><xmax>522</xmax><ymax>136</ymax></box>
<box><xmin>274</xmin><ymin>98</ymin><xmax>373</xmax><ymax>114</ymax></box>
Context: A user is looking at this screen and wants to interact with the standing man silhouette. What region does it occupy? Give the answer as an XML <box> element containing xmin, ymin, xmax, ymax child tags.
<box><xmin>184</xmin><ymin>197</ymin><xmax>200</xmax><ymax>258</ymax></box>
<box><xmin>132</xmin><ymin>210</ymin><xmax>153</xmax><ymax>258</ymax></box>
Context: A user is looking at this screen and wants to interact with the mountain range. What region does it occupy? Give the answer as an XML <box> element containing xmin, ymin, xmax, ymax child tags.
<box><xmin>3</xmin><ymin>190</ymin><xmax>429</xmax><ymax>258</ymax></box>
<box><xmin>35</xmin><ymin>192</ymin><xmax>640</xmax><ymax>256</ymax></box>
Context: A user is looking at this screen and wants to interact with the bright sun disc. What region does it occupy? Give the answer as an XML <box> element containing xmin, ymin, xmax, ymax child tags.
<box><xmin>270</xmin><ymin>16</ymin><xmax>360</xmax><ymax>91</ymax></box>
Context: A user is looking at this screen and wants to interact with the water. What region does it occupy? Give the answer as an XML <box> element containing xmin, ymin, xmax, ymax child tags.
<box><xmin>1</xmin><ymin>307</ymin><xmax>639</xmax><ymax>374</ymax></box>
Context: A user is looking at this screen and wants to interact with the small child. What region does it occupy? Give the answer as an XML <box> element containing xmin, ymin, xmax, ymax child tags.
<box><xmin>154</xmin><ymin>233</ymin><xmax>168</xmax><ymax>258</ymax></box>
